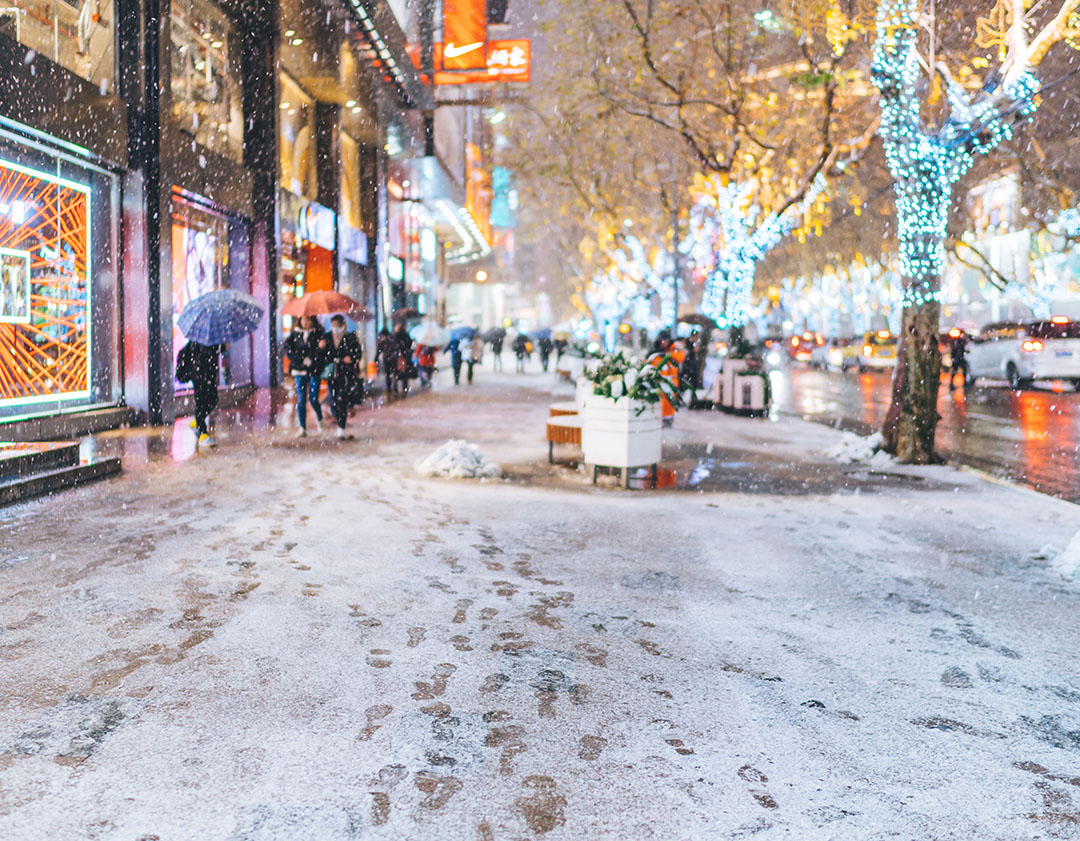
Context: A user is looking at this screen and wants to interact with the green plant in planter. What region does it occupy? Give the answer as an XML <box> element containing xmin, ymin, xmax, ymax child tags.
<box><xmin>582</xmin><ymin>351</ymin><xmax>683</xmax><ymax>414</ymax></box>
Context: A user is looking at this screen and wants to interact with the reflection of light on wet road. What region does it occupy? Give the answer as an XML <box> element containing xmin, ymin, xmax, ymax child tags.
<box><xmin>774</xmin><ymin>366</ymin><xmax>1080</xmax><ymax>503</ymax></box>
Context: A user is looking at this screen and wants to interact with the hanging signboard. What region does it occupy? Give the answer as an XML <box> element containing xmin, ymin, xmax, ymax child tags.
<box><xmin>421</xmin><ymin>39</ymin><xmax>531</xmax><ymax>84</ymax></box>
<box><xmin>442</xmin><ymin>0</ymin><xmax>487</xmax><ymax>70</ymax></box>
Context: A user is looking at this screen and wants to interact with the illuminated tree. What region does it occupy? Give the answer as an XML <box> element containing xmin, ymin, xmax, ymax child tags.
<box><xmin>871</xmin><ymin>0</ymin><xmax>1080</xmax><ymax>463</ymax></box>
<box><xmin>690</xmin><ymin>175</ymin><xmax>827</xmax><ymax>329</ymax></box>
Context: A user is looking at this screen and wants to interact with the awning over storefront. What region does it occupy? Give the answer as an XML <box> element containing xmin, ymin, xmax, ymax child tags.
<box><xmin>406</xmin><ymin>156</ymin><xmax>492</xmax><ymax>264</ymax></box>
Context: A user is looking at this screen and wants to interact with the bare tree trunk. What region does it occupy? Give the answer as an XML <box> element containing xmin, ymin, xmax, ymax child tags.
<box><xmin>881</xmin><ymin>290</ymin><xmax>942</xmax><ymax>464</ymax></box>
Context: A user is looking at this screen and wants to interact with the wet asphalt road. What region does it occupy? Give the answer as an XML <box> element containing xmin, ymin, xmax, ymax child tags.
<box><xmin>772</xmin><ymin>366</ymin><xmax>1080</xmax><ymax>503</ymax></box>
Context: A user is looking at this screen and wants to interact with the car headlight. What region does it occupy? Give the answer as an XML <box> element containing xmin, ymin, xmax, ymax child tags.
<box><xmin>767</xmin><ymin>351</ymin><xmax>781</xmax><ymax>365</ymax></box>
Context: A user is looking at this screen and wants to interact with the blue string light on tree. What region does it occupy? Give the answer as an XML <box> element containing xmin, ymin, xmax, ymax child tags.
<box><xmin>690</xmin><ymin>176</ymin><xmax>826</xmax><ymax>327</ymax></box>
<box><xmin>872</xmin><ymin>0</ymin><xmax>1041</xmax><ymax>300</ymax></box>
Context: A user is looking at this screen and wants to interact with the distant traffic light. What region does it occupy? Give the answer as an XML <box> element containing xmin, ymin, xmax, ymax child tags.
<box><xmin>487</xmin><ymin>0</ymin><xmax>508</xmax><ymax>24</ymax></box>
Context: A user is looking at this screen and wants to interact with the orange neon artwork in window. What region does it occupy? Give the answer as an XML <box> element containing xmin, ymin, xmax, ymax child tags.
<box><xmin>0</xmin><ymin>159</ymin><xmax>91</xmax><ymax>406</ymax></box>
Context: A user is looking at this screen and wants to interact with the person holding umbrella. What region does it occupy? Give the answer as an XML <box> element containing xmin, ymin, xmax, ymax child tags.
<box><xmin>323</xmin><ymin>314</ymin><xmax>362</xmax><ymax>438</ymax></box>
<box><xmin>176</xmin><ymin>287</ymin><xmax>264</xmax><ymax>449</ymax></box>
<box><xmin>283</xmin><ymin>315</ymin><xmax>326</xmax><ymax>437</ymax></box>
<box><xmin>444</xmin><ymin>336</ymin><xmax>464</xmax><ymax>385</ymax></box>
<box><xmin>467</xmin><ymin>331</ymin><xmax>484</xmax><ymax>384</ymax></box>
<box><xmin>176</xmin><ymin>340</ymin><xmax>223</xmax><ymax>448</ymax></box>
<box><xmin>513</xmin><ymin>332</ymin><xmax>529</xmax><ymax>373</ymax></box>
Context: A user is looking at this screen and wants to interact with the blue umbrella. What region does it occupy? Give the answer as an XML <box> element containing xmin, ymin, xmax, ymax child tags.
<box><xmin>177</xmin><ymin>288</ymin><xmax>264</xmax><ymax>345</ymax></box>
<box><xmin>450</xmin><ymin>326</ymin><xmax>477</xmax><ymax>341</ymax></box>
<box><xmin>531</xmin><ymin>327</ymin><xmax>553</xmax><ymax>340</ymax></box>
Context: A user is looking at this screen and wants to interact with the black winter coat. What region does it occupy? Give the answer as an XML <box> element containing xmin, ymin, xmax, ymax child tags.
<box><xmin>283</xmin><ymin>326</ymin><xmax>326</xmax><ymax>376</ymax></box>
<box><xmin>324</xmin><ymin>331</ymin><xmax>363</xmax><ymax>381</ymax></box>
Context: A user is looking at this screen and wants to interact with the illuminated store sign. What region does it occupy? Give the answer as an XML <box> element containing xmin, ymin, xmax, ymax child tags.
<box><xmin>424</xmin><ymin>39</ymin><xmax>531</xmax><ymax>84</ymax></box>
<box><xmin>0</xmin><ymin>159</ymin><xmax>91</xmax><ymax>406</ymax></box>
<box><xmin>442</xmin><ymin>0</ymin><xmax>487</xmax><ymax>70</ymax></box>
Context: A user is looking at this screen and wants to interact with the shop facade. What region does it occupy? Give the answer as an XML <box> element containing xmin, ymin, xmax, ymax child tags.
<box><xmin>0</xmin><ymin>0</ymin><xmax>484</xmax><ymax>433</ymax></box>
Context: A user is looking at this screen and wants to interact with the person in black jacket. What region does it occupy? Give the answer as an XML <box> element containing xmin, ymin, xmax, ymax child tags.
<box><xmin>323</xmin><ymin>315</ymin><xmax>362</xmax><ymax>438</ymax></box>
<box><xmin>538</xmin><ymin>336</ymin><xmax>553</xmax><ymax>372</ymax></box>
<box><xmin>513</xmin><ymin>333</ymin><xmax>529</xmax><ymax>373</ymax></box>
<box><xmin>283</xmin><ymin>315</ymin><xmax>325</xmax><ymax>437</ymax></box>
<box><xmin>375</xmin><ymin>328</ymin><xmax>397</xmax><ymax>394</ymax></box>
<box><xmin>179</xmin><ymin>341</ymin><xmax>222</xmax><ymax>448</ymax></box>
<box><xmin>392</xmin><ymin>322</ymin><xmax>415</xmax><ymax>394</ymax></box>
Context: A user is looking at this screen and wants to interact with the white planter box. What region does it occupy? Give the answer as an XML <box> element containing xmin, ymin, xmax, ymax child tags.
<box><xmin>732</xmin><ymin>372</ymin><xmax>767</xmax><ymax>412</ymax></box>
<box><xmin>720</xmin><ymin>358</ymin><xmax>750</xmax><ymax>407</ymax></box>
<box><xmin>582</xmin><ymin>397</ymin><xmax>662</xmax><ymax>468</ymax></box>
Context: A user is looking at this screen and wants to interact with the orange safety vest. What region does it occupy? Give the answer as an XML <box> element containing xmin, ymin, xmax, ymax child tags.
<box><xmin>649</xmin><ymin>353</ymin><xmax>679</xmax><ymax>418</ymax></box>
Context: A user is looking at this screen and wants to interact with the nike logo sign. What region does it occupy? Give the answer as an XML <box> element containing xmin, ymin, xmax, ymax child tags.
<box><xmin>444</xmin><ymin>41</ymin><xmax>485</xmax><ymax>58</ymax></box>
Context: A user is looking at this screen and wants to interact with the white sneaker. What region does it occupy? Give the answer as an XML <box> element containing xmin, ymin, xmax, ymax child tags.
<box><xmin>335</xmin><ymin>426</ymin><xmax>345</xmax><ymax>439</ymax></box>
<box><xmin>295</xmin><ymin>428</ymin><xmax>307</xmax><ymax>439</ymax></box>
<box><xmin>315</xmin><ymin>419</ymin><xmax>324</xmax><ymax>434</ymax></box>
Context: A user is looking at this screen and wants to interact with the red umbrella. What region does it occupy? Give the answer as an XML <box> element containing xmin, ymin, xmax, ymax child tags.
<box><xmin>281</xmin><ymin>290</ymin><xmax>373</xmax><ymax>321</ymax></box>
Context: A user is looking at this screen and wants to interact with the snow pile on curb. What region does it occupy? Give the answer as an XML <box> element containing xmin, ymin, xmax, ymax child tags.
<box><xmin>415</xmin><ymin>440</ymin><xmax>500</xmax><ymax>480</ymax></box>
<box><xmin>828</xmin><ymin>431</ymin><xmax>883</xmax><ymax>464</ymax></box>
<box><xmin>1051</xmin><ymin>532</ymin><xmax>1080</xmax><ymax>582</ymax></box>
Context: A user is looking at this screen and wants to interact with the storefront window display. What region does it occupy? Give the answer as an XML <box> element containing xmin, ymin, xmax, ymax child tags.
<box><xmin>171</xmin><ymin>192</ymin><xmax>251</xmax><ymax>389</ymax></box>
<box><xmin>279</xmin><ymin>74</ymin><xmax>317</xmax><ymax>200</ymax></box>
<box><xmin>0</xmin><ymin>141</ymin><xmax>119</xmax><ymax>419</ymax></box>
<box><xmin>170</xmin><ymin>0</ymin><xmax>244</xmax><ymax>162</ymax></box>
<box><xmin>0</xmin><ymin>0</ymin><xmax>115</xmax><ymax>91</ymax></box>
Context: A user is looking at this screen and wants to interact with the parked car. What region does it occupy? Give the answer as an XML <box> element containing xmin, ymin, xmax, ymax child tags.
<box><xmin>788</xmin><ymin>331</ymin><xmax>824</xmax><ymax>363</ymax></box>
<box><xmin>856</xmin><ymin>331</ymin><xmax>898</xmax><ymax>371</ymax></box>
<box><xmin>811</xmin><ymin>337</ymin><xmax>857</xmax><ymax>371</ymax></box>
<box><xmin>965</xmin><ymin>317</ymin><xmax>1080</xmax><ymax>389</ymax></box>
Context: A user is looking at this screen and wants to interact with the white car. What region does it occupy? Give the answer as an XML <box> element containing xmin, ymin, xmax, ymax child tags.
<box><xmin>965</xmin><ymin>318</ymin><xmax>1080</xmax><ymax>389</ymax></box>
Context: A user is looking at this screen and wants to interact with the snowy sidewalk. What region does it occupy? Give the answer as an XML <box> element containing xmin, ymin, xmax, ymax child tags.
<box><xmin>1</xmin><ymin>372</ymin><xmax>1079</xmax><ymax>840</ymax></box>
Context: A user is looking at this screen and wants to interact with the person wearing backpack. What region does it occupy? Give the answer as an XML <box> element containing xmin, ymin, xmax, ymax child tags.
<box><xmin>177</xmin><ymin>341</ymin><xmax>222</xmax><ymax>448</ymax></box>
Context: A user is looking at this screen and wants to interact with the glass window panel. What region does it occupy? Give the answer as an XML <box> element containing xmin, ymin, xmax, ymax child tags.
<box><xmin>170</xmin><ymin>0</ymin><xmax>244</xmax><ymax>162</ymax></box>
<box><xmin>279</xmin><ymin>74</ymin><xmax>317</xmax><ymax>200</ymax></box>
<box><xmin>0</xmin><ymin>0</ymin><xmax>115</xmax><ymax>91</ymax></box>
<box><xmin>340</xmin><ymin>131</ymin><xmax>363</xmax><ymax>232</ymax></box>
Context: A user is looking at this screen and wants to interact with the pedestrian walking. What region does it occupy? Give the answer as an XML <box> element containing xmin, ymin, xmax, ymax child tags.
<box><xmin>283</xmin><ymin>315</ymin><xmax>325</xmax><ymax>437</ymax></box>
<box><xmin>417</xmin><ymin>344</ymin><xmax>436</xmax><ymax>388</ymax></box>
<box><xmin>177</xmin><ymin>340</ymin><xmax>222</xmax><ymax>448</ymax></box>
<box><xmin>467</xmin><ymin>333</ymin><xmax>484</xmax><ymax>384</ymax></box>
<box><xmin>950</xmin><ymin>331</ymin><xmax>968</xmax><ymax>392</ymax></box>
<box><xmin>681</xmin><ymin>334</ymin><xmax>700</xmax><ymax>393</ymax></box>
<box><xmin>322</xmin><ymin>315</ymin><xmax>362</xmax><ymax>439</ymax></box>
<box><xmin>444</xmin><ymin>337</ymin><xmax>464</xmax><ymax>385</ymax></box>
<box><xmin>392</xmin><ymin>322</ymin><xmax>415</xmax><ymax>395</ymax></box>
<box><xmin>554</xmin><ymin>338</ymin><xmax>567</xmax><ymax>363</ymax></box>
<box><xmin>375</xmin><ymin>328</ymin><xmax>397</xmax><ymax>394</ymax></box>
<box><xmin>491</xmin><ymin>332</ymin><xmax>504</xmax><ymax>371</ymax></box>
<box><xmin>538</xmin><ymin>336</ymin><xmax>553</xmax><ymax>372</ymax></box>
<box><xmin>513</xmin><ymin>333</ymin><xmax>528</xmax><ymax>374</ymax></box>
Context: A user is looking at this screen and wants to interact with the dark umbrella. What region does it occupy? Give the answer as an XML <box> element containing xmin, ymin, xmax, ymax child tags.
<box><xmin>392</xmin><ymin>307</ymin><xmax>422</xmax><ymax>322</ymax></box>
<box><xmin>178</xmin><ymin>289</ymin><xmax>264</xmax><ymax>345</ymax></box>
<box><xmin>530</xmin><ymin>327</ymin><xmax>553</xmax><ymax>340</ymax></box>
<box><xmin>678</xmin><ymin>312</ymin><xmax>718</xmax><ymax>329</ymax></box>
<box><xmin>483</xmin><ymin>327</ymin><xmax>507</xmax><ymax>342</ymax></box>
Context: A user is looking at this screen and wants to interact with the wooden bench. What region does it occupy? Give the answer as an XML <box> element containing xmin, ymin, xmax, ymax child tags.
<box><xmin>549</xmin><ymin>401</ymin><xmax>579</xmax><ymax>418</ymax></box>
<box><xmin>545</xmin><ymin>415</ymin><xmax>582</xmax><ymax>463</ymax></box>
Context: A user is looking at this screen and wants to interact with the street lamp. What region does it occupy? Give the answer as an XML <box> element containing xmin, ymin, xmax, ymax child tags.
<box><xmin>476</xmin><ymin>270</ymin><xmax>488</xmax><ymax>282</ymax></box>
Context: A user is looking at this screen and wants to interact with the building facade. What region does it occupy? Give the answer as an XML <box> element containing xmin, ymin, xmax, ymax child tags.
<box><xmin>0</xmin><ymin>0</ymin><xmax>495</xmax><ymax>431</ymax></box>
